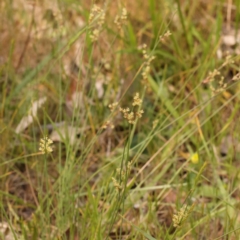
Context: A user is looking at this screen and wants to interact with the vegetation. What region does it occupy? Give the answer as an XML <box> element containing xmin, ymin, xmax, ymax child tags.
<box><xmin>1</xmin><ymin>0</ymin><xmax>240</xmax><ymax>239</ymax></box>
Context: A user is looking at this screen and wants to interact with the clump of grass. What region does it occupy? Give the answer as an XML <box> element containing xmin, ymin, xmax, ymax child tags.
<box><xmin>1</xmin><ymin>0</ymin><xmax>240</xmax><ymax>239</ymax></box>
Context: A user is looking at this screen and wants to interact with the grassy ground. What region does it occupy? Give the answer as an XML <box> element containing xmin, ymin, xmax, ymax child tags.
<box><xmin>1</xmin><ymin>0</ymin><xmax>240</xmax><ymax>239</ymax></box>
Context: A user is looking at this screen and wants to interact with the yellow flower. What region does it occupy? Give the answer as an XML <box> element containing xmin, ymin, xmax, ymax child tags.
<box><xmin>191</xmin><ymin>153</ymin><xmax>199</xmax><ymax>164</ymax></box>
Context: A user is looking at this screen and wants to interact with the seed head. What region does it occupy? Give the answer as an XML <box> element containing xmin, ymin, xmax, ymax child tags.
<box><xmin>132</xmin><ymin>92</ymin><xmax>142</xmax><ymax>106</ymax></box>
<box><xmin>39</xmin><ymin>136</ymin><xmax>53</xmax><ymax>154</ymax></box>
<box><xmin>159</xmin><ymin>30</ymin><xmax>172</xmax><ymax>42</ymax></box>
<box><xmin>114</xmin><ymin>7</ymin><xmax>127</xmax><ymax>29</ymax></box>
<box><xmin>89</xmin><ymin>4</ymin><xmax>105</xmax><ymax>42</ymax></box>
<box><xmin>108</xmin><ymin>102</ymin><xmax>119</xmax><ymax>112</ymax></box>
<box><xmin>172</xmin><ymin>204</ymin><xmax>194</xmax><ymax>228</ymax></box>
<box><xmin>102</xmin><ymin>120</ymin><xmax>114</xmax><ymax>129</ymax></box>
<box><xmin>112</xmin><ymin>177</ymin><xmax>122</xmax><ymax>191</ymax></box>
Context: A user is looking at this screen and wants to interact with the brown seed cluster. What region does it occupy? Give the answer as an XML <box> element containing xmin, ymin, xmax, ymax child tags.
<box><xmin>119</xmin><ymin>93</ymin><xmax>144</xmax><ymax>124</ymax></box>
<box><xmin>103</xmin><ymin>93</ymin><xmax>144</xmax><ymax>129</ymax></box>
<box><xmin>172</xmin><ymin>205</ymin><xmax>189</xmax><ymax>228</ymax></box>
<box><xmin>141</xmin><ymin>44</ymin><xmax>155</xmax><ymax>80</ymax></box>
<box><xmin>112</xmin><ymin>177</ymin><xmax>122</xmax><ymax>191</ymax></box>
<box><xmin>132</xmin><ymin>92</ymin><xmax>142</xmax><ymax>106</ymax></box>
<box><xmin>108</xmin><ymin>102</ymin><xmax>119</xmax><ymax>112</ymax></box>
<box><xmin>114</xmin><ymin>8</ymin><xmax>127</xmax><ymax>29</ymax></box>
<box><xmin>159</xmin><ymin>30</ymin><xmax>172</xmax><ymax>42</ymax></box>
<box><xmin>210</xmin><ymin>76</ymin><xmax>227</xmax><ymax>95</ymax></box>
<box><xmin>88</xmin><ymin>5</ymin><xmax>105</xmax><ymax>42</ymax></box>
<box><xmin>203</xmin><ymin>55</ymin><xmax>240</xmax><ymax>95</ymax></box>
<box><xmin>102</xmin><ymin>120</ymin><xmax>115</xmax><ymax>129</ymax></box>
<box><xmin>139</xmin><ymin>44</ymin><xmax>155</xmax><ymax>88</ymax></box>
<box><xmin>220</xmin><ymin>54</ymin><xmax>234</xmax><ymax>68</ymax></box>
<box><xmin>204</xmin><ymin>69</ymin><xmax>227</xmax><ymax>95</ymax></box>
<box><xmin>112</xmin><ymin>161</ymin><xmax>132</xmax><ymax>192</ymax></box>
<box><xmin>139</xmin><ymin>31</ymin><xmax>171</xmax><ymax>90</ymax></box>
<box><xmin>39</xmin><ymin>136</ymin><xmax>53</xmax><ymax>155</ymax></box>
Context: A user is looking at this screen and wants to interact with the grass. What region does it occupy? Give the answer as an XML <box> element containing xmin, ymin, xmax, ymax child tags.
<box><xmin>1</xmin><ymin>0</ymin><xmax>240</xmax><ymax>239</ymax></box>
